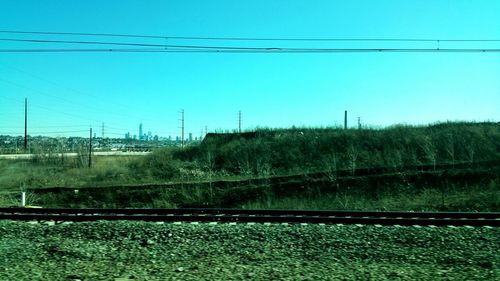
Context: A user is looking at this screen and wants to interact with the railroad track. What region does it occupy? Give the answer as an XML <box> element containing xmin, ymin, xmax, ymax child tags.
<box><xmin>1</xmin><ymin>208</ymin><xmax>498</xmax><ymax>226</ymax></box>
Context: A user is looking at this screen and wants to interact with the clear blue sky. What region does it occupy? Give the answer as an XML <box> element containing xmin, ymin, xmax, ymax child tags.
<box><xmin>0</xmin><ymin>0</ymin><xmax>499</xmax><ymax>138</ymax></box>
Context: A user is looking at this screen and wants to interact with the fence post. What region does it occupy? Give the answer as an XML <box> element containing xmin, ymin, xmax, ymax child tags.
<box><xmin>21</xmin><ymin>192</ymin><xmax>26</xmax><ymax>207</ymax></box>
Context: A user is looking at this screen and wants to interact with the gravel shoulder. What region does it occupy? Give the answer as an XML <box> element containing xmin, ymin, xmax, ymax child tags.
<box><xmin>0</xmin><ymin>221</ymin><xmax>498</xmax><ymax>280</ymax></box>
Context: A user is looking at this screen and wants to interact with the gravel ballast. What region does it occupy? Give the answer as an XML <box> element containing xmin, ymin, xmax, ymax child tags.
<box><xmin>0</xmin><ymin>221</ymin><xmax>498</xmax><ymax>280</ymax></box>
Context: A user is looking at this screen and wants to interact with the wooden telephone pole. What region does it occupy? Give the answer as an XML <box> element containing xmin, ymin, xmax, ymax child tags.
<box><xmin>89</xmin><ymin>128</ymin><xmax>92</xmax><ymax>168</ymax></box>
<box><xmin>24</xmin><ymin>98</ymin><xmax>27</xmax><ymax>152</ymax></box>
<box><xmin>238</xmin><ymin>110</ymin><xmax>241</xmax><ymax>133</ymax></box>
<box><xmin>344</xmin><ymin>110</ymin><xmax>348</xmax><ymax>130</ymax></box>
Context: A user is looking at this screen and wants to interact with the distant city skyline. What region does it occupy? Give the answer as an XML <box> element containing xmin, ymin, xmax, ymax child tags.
<box><xmin>0</xmin><ymin>1</ymin><xmax>499</xmax><ymax>138</ymax></box>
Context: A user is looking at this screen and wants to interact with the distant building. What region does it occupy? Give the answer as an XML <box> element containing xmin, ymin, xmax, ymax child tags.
<box><xmin>189</xmin><ymin>133</ymin><xmax>193</xmax><ymax>142</ymax></box>
<box><xmin>139</xmin><ymin>123</ymin><xmax>143</xmax><ymax>140</ymax></box>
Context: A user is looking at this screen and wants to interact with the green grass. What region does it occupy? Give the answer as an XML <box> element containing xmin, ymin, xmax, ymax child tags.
<box><xmin>5</xmin><ymin>177</ymin><xmax>497</xmax><ymax>212</ymax></box>
<box><xmin>1</xmin><ymin>153</ymin><xmax>498</xmax><ymax>211</ymax></box>
<box><xmin>0</xmin><ymin>156</ymin><xmax>145</xmax><ymax>191</ymax></box>
<box><xmin>241</xmin><ymin>182</ymin><xmax>499</xmax><ymax>212</ymax></box>
<box><xmin>0</xmin><ymin>122</ymin><xmax>498</xmax><ymax>211</ymax></box>
<box><xmin>2</xmin><ymin>122</ymin><xmax>499</xmax><ymax>190</ymax></box>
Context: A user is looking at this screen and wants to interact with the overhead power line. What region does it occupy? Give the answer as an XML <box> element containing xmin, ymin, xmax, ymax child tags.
<box><xmin>0</xmin><ymin>30</ymin><xmax>499</xmax><ymax>42</ymax></box>
<box><xmin>0</xmin><ymin>75</ymin><xmax>159</xmax><ymax>123</ymax></box>
<box><xmin>0</xmin><ymin>48</ymin><xmax>498</xmax><ymax>53</ymax></box>
<box><xmin>0</xmin><ymin>130</ymin><xmax>88</xmax><ymax>135</ymax></box>
<box><xmin>0</xmin><ymin>124</ymin><xmax>90</xmax><ymax>129</ymax></box>
<box><xmin>0</xmin><ymin>62</ymin><xmax>149</xmax><ymax>116</ymax></box>
<box><xmin>0</xmin><ymin>37</ymin><xmax>499</xmax><ymax>52</ymax></box>
<box><xmin>1</xmin><ymin>31</ymin><xmax>498</xmax><ymax>53</ymax></box>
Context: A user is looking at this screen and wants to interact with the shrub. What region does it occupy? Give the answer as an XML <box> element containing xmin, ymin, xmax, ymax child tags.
<box><xmin>137</xmin><ymin>148</ymin><xmax>181</xmax><ymax>180</ymax></box>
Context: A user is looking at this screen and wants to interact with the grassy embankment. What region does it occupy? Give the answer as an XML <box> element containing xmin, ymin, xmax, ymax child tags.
<box><xmin>0</xmin><ymin>122</ymin><xmax>499</xmax><ymax>210</ymax></box>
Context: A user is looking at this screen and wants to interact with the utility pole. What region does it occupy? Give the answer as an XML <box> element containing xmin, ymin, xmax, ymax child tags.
<box><xmin>344</xmin><ymin>110</ymin><xmax>348</xmax><ymax>130</ymax></box>
<box><xmin>24</xmin><ymin>98</ymin><xmax>27</xmax><ymax>152</ymax></box>
<box><xmin>89</xmin><ymin>127</ymin><xmax>92</xmax><ymax>168</ymax></box>
<box><xmin>179</xmin><ymin>109</ymin><xmax>185</xmax><ymax>147</ymax></box>
<box><xmin>357</xmin><ymin>117</ymin><xmax>361</xmax><ymax>130</ymax></box>
<box><xmin>238</xmin><ymin>110</ymin><xmax>242</xmax><ymax>133</ymax></box>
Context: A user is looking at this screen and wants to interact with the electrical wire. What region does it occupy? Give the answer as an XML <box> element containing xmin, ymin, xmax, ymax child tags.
<box><xmin>28</xmin><ymin>130</ymin><xmax>89</xmax><ymax>134</ymax></box>
<box><xmin>1</xmin><ymin>37</ymin><xmax>499</xmax><ymax>53</ymax></box>
<box><xmin>1</xmin><ymin>30</ymin><xmax>497</xmax><ymax>137</ymax></box>
<box><xmin>0</xmin><ymin>62</ymin><xmax>151</xmax><ymax>116</ymax></box>
<box><xmin>0</xmin><ymin>30</ymin><xmax>499</xmax><ymax>42</ymax></box>
<box><xmin>0</xmin><ymin>48</ymin><xmax>499</xmax><ymax>53</ymax></box>
<box><xmin>0</xmin><ymin>77</ymin><xmax>159</xmax><ymax>123</ymax></box>
<box><xmin>0</xmin><ymin>130</ymin><xmax>88</xmax><ymax>135</ymax></box>
<box><xmin>0</xmin><ymin>124</ymin><xmax>90</xmax><ymax>129</ymax></box>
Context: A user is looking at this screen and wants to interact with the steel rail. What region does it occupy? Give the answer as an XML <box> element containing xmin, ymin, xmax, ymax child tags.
<box><xmin>0</xmin><ymin>207</ymin><xmax>499</xmax><ymax>219</ymax></box>
<box><xmin>0</xmin><ymin>208</ymin><xmax>498</xmax><ymax>226</ymax></box>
